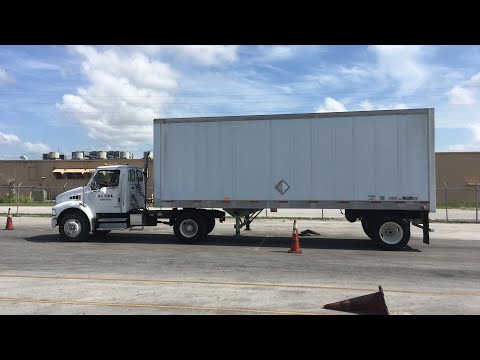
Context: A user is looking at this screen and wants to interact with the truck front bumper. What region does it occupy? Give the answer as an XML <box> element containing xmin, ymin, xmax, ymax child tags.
<box><xmin>51</xmin><ymin>218</ymin><xmax>57</xmax><ymax>228</ymax></box>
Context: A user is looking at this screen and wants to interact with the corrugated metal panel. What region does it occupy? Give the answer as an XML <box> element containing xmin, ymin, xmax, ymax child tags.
<box><xmin>154</xmin><ymin>110</ymin><xmax>433</xmax><ymax>208</ymax></box>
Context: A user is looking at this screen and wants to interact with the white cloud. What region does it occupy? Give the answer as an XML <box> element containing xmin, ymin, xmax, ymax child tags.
<box><xmin>122</xmin><ymin>45</ymin><xmax>164</xmax><ymax>55</ymax></box>
<box><xmin>359</xmin><ymin>100</ymin><xmax>408</xmax><ymax>111</ymax></box>
<box><xmin>22</xmin><ymin>60</ymin><xmax>60</xmax><ymax>71</ymax></box>
<box><xmin>57</xmin><ymin>46</ymin><xmax>180</xmax><ymax>149</ymax></box>
<box><xmin>339</xmin><ymin>65</ymin><xmax>371</xmax><ymax>79</ymax></box>
<box><xmin>435</xmin><ymin>105</ymin><xmax>480</xmax><ymax>129</ymax></box>
<box><xmin>171</xmin><ymin>45</ymin><xmax>238</xmax><ymax>66</ymax></box>
<box><xmin>0</xmin><ymin>68</ymin><xmax>15</xmax><ymax>83</ymax></box>
<box><xmin>305</xmin><ymin>73</ymin><xmax>342</xmax><ymax>87</ymax></box>
<box><xmin>470</xmin><ymin>73</ymin><xmax>480</xmax><ymax>86</ymax></box>
<box><xmin>447</xmin><ymin>143</ymin><xmax>480</xmax><ymax>151</ymax></box>
<box><xmin>446</xmin><ymin>72</ymin><xmax>480</xmax><ymax>105</ymax></box>
<box><xmin>169</xmin><ymin>70</ymin><xmax>299</xmax><ymax>117</ymax></box>
<box><xmin>447</xmin><ymin>124</ymin><xmax>480</xmax><ymax>152</ymax></box>
<box><xmin>23</xmin><ymin>141</ymin><xmax>51</xmax><ymax>154</ymax></box>
<box><xmin>0</xmin><ymin>132</ymin><xmax>21</xmax><ymax>144</ymax></box>
<box><xmin>0</xmin><ymin>132</ymin><xmax>51</xmax><ymax>159</ymax></box>
<box><xmin>121</xmin><ymin>45</ymin><xmax>239</xmax><ymax>66</ymax></box>
<box><xmin>359</xmin><ymin>100</ymin><xmax>374</xmax><ymax>111</ymax></box>
<box><xmin>468</xmin><ymin>124</ymin><xmax>480</xmax><ymax>143</ymax></box>
<box><xmin>447</xmin><ymin>86</ymin><xmax>476</xmax><ymax>105</ymax></box>
<box><xmin>315</xmin><ymin>97</ymin><xmax>347</xmax><ymax>113</ymax></box>
<box><xmin>57</xmin><ymin>45</ymin><xmax>240</xmax><ymax>149</ymax></box>
<box><xmin>258</xmin><ymin>45</ymin><xmax>296</xmax><ymax>61</ymax></box>
<box><xmin>369</xmin><ymin>45</ymin><xmax>429</xmax><ymax>95</ymax></box>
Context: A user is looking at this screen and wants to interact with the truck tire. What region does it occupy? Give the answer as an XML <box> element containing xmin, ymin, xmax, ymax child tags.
<box><xmin>59</xmin><ymin>212</ymin><xmax>90</xmax><ymax>242</ymax></box>
<box><xmin>361</xmin><ymin>218</ymin><xmax>373</xmax><ymax>240</ymax></box>
<box><xmin>173</xmin><ymin>213</ymin><xmax>206</xmax><ymax>243</ymax></box>
<box><xmin>204</xmin><ymin>218</ymin><xmax>215</xmax><ymax>235</ymax></box>
<box><xmin>371</xmin><ymin>216</ymin><xmax>410</xmax><ymax>251</ymax></box>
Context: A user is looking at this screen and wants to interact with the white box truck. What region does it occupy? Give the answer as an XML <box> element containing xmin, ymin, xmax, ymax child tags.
<box><xmin>52</xmin><ymin>108</ymin><xmax>435</xmax><ymax>250</ymax></box>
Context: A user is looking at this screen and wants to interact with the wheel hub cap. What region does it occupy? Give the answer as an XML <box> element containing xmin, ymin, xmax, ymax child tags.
<box><xmin>379</xmin><ymin>222</ymin><xmax>404</xmax><ymax>245</ymax></box>
<box><xmin>180</xmin><ymin>219</ymin><xmax>198</xmax><ymax>238</ymax></box>
<box><xmin>64</xmin><ymin>219</ymin><xmax>82</xmax><ymax>237</ymax></box>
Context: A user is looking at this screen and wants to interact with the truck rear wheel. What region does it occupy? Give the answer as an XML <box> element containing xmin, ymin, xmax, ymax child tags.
<box><xmin>371</xmin><ymin>216</ymin><xmax>410</xmax><ymax>251</ymax></box>
<box><xmin>59</xmin><ymin>212</ymin><xmax>90</xmax><ymax>242</ymax></box>
<box><xmin>173</xmin><ymin>213</ymin><xmax>206</xmax><ymax>243</ymax></box>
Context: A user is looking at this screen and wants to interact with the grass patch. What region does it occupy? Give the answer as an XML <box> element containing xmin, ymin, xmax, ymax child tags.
<box><xmin>436</xmin><ymin>201</ymin><xmax>477</xmax><ymax>210</ymax></box>
<box><xmin>0</xmin><ymin>213</ymin><xmax>52</xmax><ymax>217</ymax></box>
<box><xmin>0</xmin><ymin>202</ymin><xmax>54</xmax><ymax>207</ymax></box>
<box><xmin>430</xmin><ymin>219</ymin><xmax>479</xmax><ymax>224</ymax></box>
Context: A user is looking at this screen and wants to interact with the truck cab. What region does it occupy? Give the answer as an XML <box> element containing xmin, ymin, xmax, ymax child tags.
<box><xmin>52</xmin><ymin>164</ymin><xmax>226</xmax><ymax>242</ymax></box>
<box><xmin>52</xmin><ymin>165</ymin><xmax>146</xmax><ymax>241</ymax></box>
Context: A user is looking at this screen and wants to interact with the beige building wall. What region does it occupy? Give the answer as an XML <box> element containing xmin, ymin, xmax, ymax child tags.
<box><xmin>435</xmin><ymin>152</ymin><xmax>480</xmax><ymax>203</ymax></box>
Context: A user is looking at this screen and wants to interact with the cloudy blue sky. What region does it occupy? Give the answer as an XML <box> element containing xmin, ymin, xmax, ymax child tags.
<box><xmin>0</xmin><ymin>45</ymin><xmax>479</xmax><ymax>160</ymax></box>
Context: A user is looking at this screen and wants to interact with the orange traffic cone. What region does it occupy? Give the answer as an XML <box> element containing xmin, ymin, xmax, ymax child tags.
<box><xmin>288</xmin><ymin>219</ymin><xmax>302</xmax><ymax>254</ymax></box>
<box><xmin>5</xmin><ymin>207</ymin><xmax>14</xmax><ymax>230</ymax></box>
<box><xmin>323</xmin><ymin>286</ymin><xmax>389</xmax><ymax>315</ymax></box>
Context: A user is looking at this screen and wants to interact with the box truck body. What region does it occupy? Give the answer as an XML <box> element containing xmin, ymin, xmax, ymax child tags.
<box><xmin>154</xmin><ymin>108</ymin><xmax>435</xmax><ymax>212</ymax></box>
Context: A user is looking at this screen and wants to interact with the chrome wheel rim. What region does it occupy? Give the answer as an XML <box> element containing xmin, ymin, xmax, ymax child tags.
<box><xmin>64</xmin><ymin>219</ymin><xmax>82</xmax><ymax>238</ymax></box>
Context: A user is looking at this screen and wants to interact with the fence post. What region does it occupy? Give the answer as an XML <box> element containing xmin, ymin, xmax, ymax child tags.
<box><xmin>16</xmin><ymin>185</ymin><xmax>19</xmax><ymax>217</ymax></box>
<box><xmin>16</xmin><ymin>182</ymin><xmax>22</xmax><ymax>217</ymax></box>
<box><xmin>444</xmin><ymin>181</ymin><xmax>448</xmax><ymax>222</ymax></box>
<box><xmin>476</xmin><ymin>182</ymin><xmax>478</xmax><ymax>224</ymax></box>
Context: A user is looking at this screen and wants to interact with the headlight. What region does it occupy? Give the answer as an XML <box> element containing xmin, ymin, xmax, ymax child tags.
<box><xmin>52</xmin><ymin>208</ymin><xmax>56</xmax><ymax>216</ymax></box>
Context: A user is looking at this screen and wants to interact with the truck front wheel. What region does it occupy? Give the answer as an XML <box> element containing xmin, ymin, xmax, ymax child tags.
<box><xmin>173</xmin><ymin>213</ymin><xmax>206</xmax><ymax>243</ymax></box>
<box><xmin>59</xmin><ymin>212</ymin><xmax>90</xmax><ymax>242</ymax></box>
<box><xmin>371</xmin><ymin>216</ymin><xmax>410</xmax><ymax>251</ymax></box>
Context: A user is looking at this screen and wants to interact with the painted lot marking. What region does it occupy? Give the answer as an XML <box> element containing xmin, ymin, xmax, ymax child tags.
<box><xmin>1</xmin><ymin>274</ymin><xmax>478</xmax><ymax>297</ymax></box>
<box><xmin>0</xmin><ymin>297</ymin><xmax>329</xmax><ymax>315</ymax></box>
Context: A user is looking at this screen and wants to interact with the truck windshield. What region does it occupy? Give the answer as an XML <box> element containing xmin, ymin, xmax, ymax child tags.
<box><xmin>92</xmin><ymin>170</ymin><xmax>120</xmax><ymax>188</ymax></box>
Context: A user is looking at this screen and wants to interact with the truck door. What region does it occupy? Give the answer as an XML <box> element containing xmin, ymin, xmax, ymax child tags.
<box><xmin>89</xmin><ymin>169</ymin><xmax>123</xmax><ymax>214</ymax></box>
<box><xmin>124</xmin><ymin>168</ymin><xmax>146</xmax><ymax>213</ymax></box>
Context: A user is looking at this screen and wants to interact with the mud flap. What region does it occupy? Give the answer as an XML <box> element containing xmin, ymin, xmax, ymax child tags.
<box><xmin>422</xmin><ymin>211</ymin><xmax>429</xmax><ymax>244</ymax></box>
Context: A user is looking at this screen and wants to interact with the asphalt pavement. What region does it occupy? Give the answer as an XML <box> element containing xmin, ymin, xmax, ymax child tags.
<box><xmin>0</xmin><ymin>217</ymin><xmax>478</xmax><ymax>315</ymax></box>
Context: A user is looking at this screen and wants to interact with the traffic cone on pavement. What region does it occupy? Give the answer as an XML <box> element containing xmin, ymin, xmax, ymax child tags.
<box><xmin>288</xmin><ymin>219</ymin><xmax>302</xmax><ymax>254</ymax></box>
<box><xmin>323</xmin><ymin>286</ymin><xmax>389</xmax><ymax>315</ymax></box>
<box><xmin>5</xmin><ymin>208</ymin><xmax>14</xmax><ymax>230</ymax></box>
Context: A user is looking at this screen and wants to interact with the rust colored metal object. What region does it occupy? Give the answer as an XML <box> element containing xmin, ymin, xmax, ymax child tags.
<box><xmin>323</xmin><ymin>286</ymin><xmax>389</xmax><ymax>315</ymax></box>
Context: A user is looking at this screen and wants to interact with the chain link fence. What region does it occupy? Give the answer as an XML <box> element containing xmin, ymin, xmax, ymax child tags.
<box><xmin>435</xmin><ymin>183</ymin><xmax>479</xmax><ymax>222</ymax></box>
